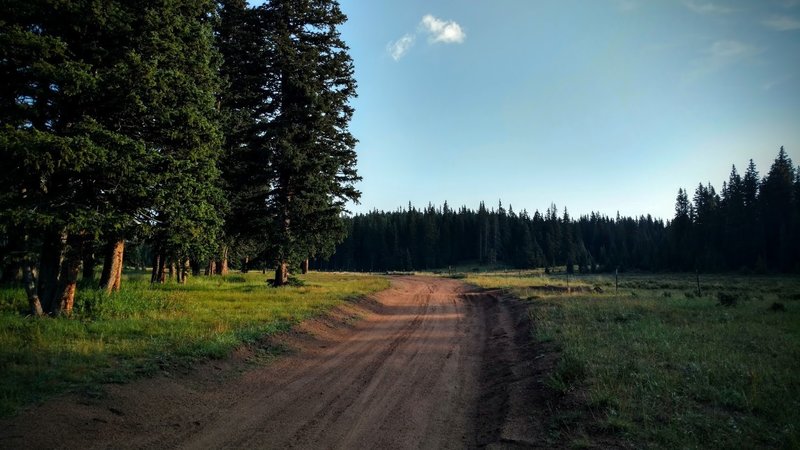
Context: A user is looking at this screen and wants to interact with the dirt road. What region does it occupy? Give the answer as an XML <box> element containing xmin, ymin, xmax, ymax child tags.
<box><xmin>1</xmin><ymin>276</ymin><xmax>543</xmax><ymax>449</ymax></box>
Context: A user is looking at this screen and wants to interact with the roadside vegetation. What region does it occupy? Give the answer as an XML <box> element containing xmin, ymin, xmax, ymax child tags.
<box><xmin>0</xmin><ymin>271</ymin><xmax>388</xmax><ymax>417</ymax></box>
<box><xmin>466</xmin><ymin>271</ymin><xmax>800</xmax><ymax>449</ymax></box>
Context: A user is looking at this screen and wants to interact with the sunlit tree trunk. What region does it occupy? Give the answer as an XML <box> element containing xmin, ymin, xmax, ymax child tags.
<box><xmin>100</xmin><ymin>239</ymin><xmax>124</xmax><ymax>293</ymax></box>
<box><xmin>216</xmin><ymin>245</ymin><xmax>229</xmax><ymax>275</ymax></box>
<box><xmin>52</xmin><ymin>233</ymin><xmax>84</xmax><ymax>316</ymax></box>
<box><xmin>274</xmin><ymin>261</ymin><xmax>289</xmax><ymax>286</ymax></box>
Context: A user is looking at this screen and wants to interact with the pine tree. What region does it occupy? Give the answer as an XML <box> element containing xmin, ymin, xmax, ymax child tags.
<box><xmin>760</xmin><ymin>147</ymin><xmax>795</xmax><ymax>271</ymax></box>
<box><xmin>257</xmin><ymin>0</ymin><xmax>360</xmax><ymax>285</ymax></box>
<box><xmin>721</xmin><ymin>165</ymin><xmax>745</xmax><ymax>269</ymax></box>
<box><xmin>131</xmin><ymin>0</ymin><xmax>225</xmax><ymax>284</ymax></box>
<box><xmin>216</xmin><ymin>0</ymin><xmax>273</xmax><ymax>270</ymax></box>
<box><xmin>0</xmin><ymin>1</ymin><xmax>158</xmax><ymax>313</ymax></box>
<box><xmin>671</xmin><ymin>188</ymin><xmax>692</xmax><ymax>269</ymax></box>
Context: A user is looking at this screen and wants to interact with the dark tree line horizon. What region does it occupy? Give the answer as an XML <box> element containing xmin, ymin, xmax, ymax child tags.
<box><xmin>320</xmin><ymin>147</ymin><xmax>800</xmax><ymax>274</ymax></box>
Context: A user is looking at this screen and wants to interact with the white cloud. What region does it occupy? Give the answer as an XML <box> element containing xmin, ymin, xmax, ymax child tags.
<box><xmin>386</xmin><ymin>14</ymin><xmax>466</xmax><ymax>61</ymax></box>
<box><xmin>685</xmin><ymin>1</ymin><xmax>737</xmax><ymax>14</ymax></box>
<box><xmin>761</xmin><ymin>15</ymin><xmax>800</xmax><ymax>30</ymax></box>
<box><xmin>387</xmin><ymin>34</ymin><xmax>416</xmax><ymax>61</ymax></box>
<box><xmin>420</xmin><ymin>15</ymin><xmax>466</xmax><ymax>44</ymax></box>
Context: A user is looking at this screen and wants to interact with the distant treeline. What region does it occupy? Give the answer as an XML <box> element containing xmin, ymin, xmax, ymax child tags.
<box><xmin>319</xmin><ymin>147</ymin><xmax>800</xmax><ymax>273</ymax></box>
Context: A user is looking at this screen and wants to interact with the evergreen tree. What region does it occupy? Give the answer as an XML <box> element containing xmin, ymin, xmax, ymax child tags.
<box><xmin>128</xmin><ymin>0</ymin><xmax>225</xmax><ymax>284</ymax></box>
<box><xmin>260</xmin><ymin>0</ymin><xmax>360</xmax><ymax>285</ymax></box>
<box><xmin>721</xmin><ymin>165</ymin><xmax>745</xmax><ymax>269</ymax></box>
<box><xmin>0</xmin><ymin>1</ymin><xmax>158</xmax><ymax>313</ymax></box>
<box><xmin>216</xmin><ymin>0</ymin><xmax>272</xmax><ymax>270</ymax></box>
<box><xmin>760</xmin><ymin>147</ymin><xmax>795</xmax><ymax>271</ymax></box>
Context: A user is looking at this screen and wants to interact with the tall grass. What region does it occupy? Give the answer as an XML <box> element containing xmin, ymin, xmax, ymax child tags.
<box><xmin>0</xmin><ymin>271</ymin><xmax>388</xmax><ymax>417</ymax></box>
<box><xmin>466</xmin><ymin>272</ymin><xmax>800</xmax><ymax>449</ymax></box>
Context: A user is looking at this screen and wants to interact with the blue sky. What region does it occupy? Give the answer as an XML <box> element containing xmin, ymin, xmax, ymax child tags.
<box><xmin>337</xmin><ymin>0</ymin><xmax>800</xmax><ymax>220</ymax></box>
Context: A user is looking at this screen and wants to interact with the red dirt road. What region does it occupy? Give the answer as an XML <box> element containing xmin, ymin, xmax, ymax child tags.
<box><xmin>1</xmin><ymin>276</ymin><xmax>543</xmax><ymax>449</ymax></box>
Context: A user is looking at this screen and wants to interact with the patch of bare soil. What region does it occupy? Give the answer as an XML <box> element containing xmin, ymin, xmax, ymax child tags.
<box><xmin>0</xmin><ymin>277</ymin><xmax>554</xmax><ymax>449</ymax></box>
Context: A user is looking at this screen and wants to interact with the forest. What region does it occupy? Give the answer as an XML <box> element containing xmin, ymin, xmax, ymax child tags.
<box><xmin>0</xmin><ymin>0</ymin><xmax>360</xmax><ymax>315</ymax></box>
<box><xmin>321</xmin><ymin>147</ymin><xmax>800</xmax><ymax>274</ymax></box>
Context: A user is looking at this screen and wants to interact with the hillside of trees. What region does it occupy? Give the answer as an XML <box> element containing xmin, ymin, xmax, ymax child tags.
<box><xmin>0</xmin><ymin>0</ymin><xmax>360</xmax><ymax>315</ymax></box>
<box><xmin>320</xmin><ymin>147</ymin><xmax>800</xmax><ymax>274</ymax></box>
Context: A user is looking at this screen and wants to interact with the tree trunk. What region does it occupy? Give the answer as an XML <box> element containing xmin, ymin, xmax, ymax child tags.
<box><xmin>150</xmin><ymin>253</ymin><xmax>160</xmax><ymax>284</ymax></box>
<box><xmin>274</xmin><ymin>261</ymin><xmax>289</xmax><ymax>286</ymax></box>
<box><xmin>21</xmin><ymin>244</ymin><xmax>43</xmax><ymax>317</ymax></box>
<box><xmin>168</xmin><ymin>261</ymin><xmax>175</xmax><ymax>280</ymax></box>
<box><xmin>216</xmin><ymin>245</ymin><xmax>229</xmax><ymax>276</ymax></box>
<box><xmin>52</xmin><ymin>233</ymin><xmax>84</xmax><ymax>316</ymax></box>
<box><xmin>301</xmin><ymin>258</ymin><xmax>309</xmax><ymax>274</ymax></box>
<box><xmin>180</xmin><ymin>259</ymin><xmax>190</xmax><ymax>284</ymax></box>
<box><xmin>38</xmin><ymin>230</ymin><xmax>66</xmax><ymax>313</ymax></box>
<box><xmin>157</xmin><ymin>255</ymin><xmax>166</xmax><ymax>284</ymax></box>
<box><xmin>111</xmin><ymin>241</ymin><xmax>124</xmax><ymax>292</ymax></box>
<box><xmin>205</xmin><ymin>259</ymin><xmax>216</xmax><ymax>276</ymax></box>
<box><xmin>99</xmin><ymin>239</ymin><xmax>124</xmax><ymax>293</ymax></box>
<box><xmin>242</xmin><ymin>256</ymin><xmax>250</xmax><ymax>273</ymax></box>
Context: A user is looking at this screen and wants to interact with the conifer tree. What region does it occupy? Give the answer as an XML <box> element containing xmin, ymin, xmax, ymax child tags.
<box><xmin>260</xmin><ymin>0</ymin><xmax>360</xmax><ymax>285</ymax></box>
<box><xmin>760</xmin><ymin>147</ymin><xmax>795</xmax><ymax>271</ymax></box>
<box><xmin>0</xmin><ymin>1</ymin><xmax>156</xmax><ymax>313</ymax></box>
<box><xmin>130</xmin><ymin>0</ymin><xmax>225</xmax><ymax>284</ymax></box>
<box><xmin>216</xmin><ymin>0</ymin><xmax>272</xmax><ymax>271</ymax></box>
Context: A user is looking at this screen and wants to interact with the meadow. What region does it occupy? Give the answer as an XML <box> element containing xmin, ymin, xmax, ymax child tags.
<box><xmin>0</xmin><ymin>271</ymin><xmax>388</xmax><ymax>417</ymax></box>
<box><xmin>466</xmin><ymin>271</ymin><xmax>800</xmax><ymax>449</ymax></box>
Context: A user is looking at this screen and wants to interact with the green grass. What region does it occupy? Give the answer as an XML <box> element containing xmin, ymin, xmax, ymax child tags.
<box><xmin>464</xmin><ymin>272</ymin><xmax>800</xmax><ymax>449</ymax></box>
<box><xmin>0</xmin><ymin>271</ymin><xmax>388</xmax><ymax>417</ymax></box>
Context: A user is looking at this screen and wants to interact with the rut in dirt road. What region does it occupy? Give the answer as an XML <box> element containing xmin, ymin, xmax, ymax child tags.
<box><xmin>0</xmin><ymin>276</ymin><xmax>542</xmax><ymax>449</ymax></box>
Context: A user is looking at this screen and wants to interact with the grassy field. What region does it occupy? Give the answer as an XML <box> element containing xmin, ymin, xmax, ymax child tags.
<box><xmin>0</xmin><ymin>271</ymin><xmax>388</xmax><ymax>417</ymax></box>
<box><xmin>465</xmin><ymin>271</ymin><xmax>800</xmax><ymax>449</ymax></box>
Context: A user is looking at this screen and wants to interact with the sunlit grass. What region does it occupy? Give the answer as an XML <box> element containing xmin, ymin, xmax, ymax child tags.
<box><xmin>467</xmin><ymin>272</ymin><xmax>800</xmax><ymax>449</ymax></box>
<box><xmin>0</xmin><ymin>271</ymin><xmax>388</xmax><ymax>417</ymax></box>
